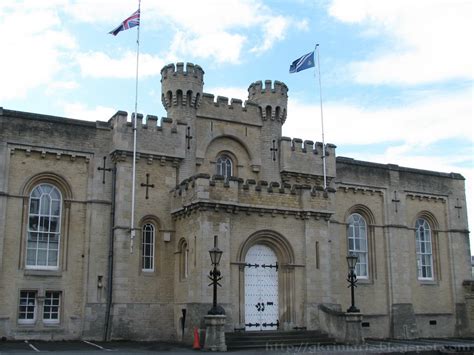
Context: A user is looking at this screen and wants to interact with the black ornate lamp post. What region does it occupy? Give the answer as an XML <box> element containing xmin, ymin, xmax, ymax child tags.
<box><xmin>346</xmin><ymin>253</ymin><xmax>360</xmax><ymax>313</ymax></box>
<box><xmin>208</xmin><ymin>235</ymin><xmax>225</xmax><ymax>315</ymax></box>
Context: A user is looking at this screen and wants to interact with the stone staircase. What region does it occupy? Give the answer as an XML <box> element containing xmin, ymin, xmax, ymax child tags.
<box><xmin>225</xmin><ymin>330</ymin><xmax>337</xmax><ymax>350</ymax></box>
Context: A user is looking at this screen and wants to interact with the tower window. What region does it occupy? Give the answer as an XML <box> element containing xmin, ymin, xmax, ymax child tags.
<box><xmin>216</xmin><ymin>155</ymin><xmax>232</xmax><ymax>179</ymax></box>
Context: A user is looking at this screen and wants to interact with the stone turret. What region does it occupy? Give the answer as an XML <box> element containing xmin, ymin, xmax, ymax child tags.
<box><xmin>161</xmin><ymin>62</ymin><xmax>204</xmax><ymax>119</ymax></box>
<box><xmin>247</xmin><ymin>80</ymin><xmax>288</xmax><ymax>181</ymax></box>
<box><xmin>248</xmin><ymin>80</ymin><xmax>288</xmax><ymax>124</ymax></box>
<box><xmin>161</xmin><ymin>62</ymin><xmax>204</xmax><ymax>181</ymax></box>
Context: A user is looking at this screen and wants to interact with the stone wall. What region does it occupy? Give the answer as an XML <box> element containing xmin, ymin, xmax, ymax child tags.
<box><xmin>0</xmin><ymin>61</ymin><xmax>470</xmax><ymax>342</ymax></box>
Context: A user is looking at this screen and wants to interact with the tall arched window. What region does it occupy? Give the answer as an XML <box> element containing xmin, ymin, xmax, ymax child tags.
<box><xmin>142</xmin><ymin>223</ymin><xmax>155</xmax><ymax>271</ymax></box>
<box><xmin>26</xmin><ymin>184</ymin><xmax>62</xmax><ymax>269</ymax></box>
<box><xmin>415</xmin><ymin>218</ymin><xmax>433</xmax><ymax>280</ymax></box>
<box><xmin>347</xmin><ymin>213</ymin><xmax>368</xmax><ymax>278</ymax></box>
<box><xmin>216</xmin><ymin>154</ymin><xmax>232</xmax><ymax>179</ymax></box>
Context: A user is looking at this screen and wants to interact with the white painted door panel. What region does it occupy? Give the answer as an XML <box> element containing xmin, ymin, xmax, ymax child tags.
<box><xmin>244</xmin><ymin>244</ymin><xmax>279</xmax><ymax>331</ymax></box>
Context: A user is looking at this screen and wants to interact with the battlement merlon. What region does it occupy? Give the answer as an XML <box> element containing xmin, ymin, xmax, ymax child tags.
<box><xmin>197</xmin><ymin>93</ymin><xmax>262</xmax><ymax>125</ymax></box>
<box><xmin>109</xmin><ymin>110</ymin><xmax>187</xmax><ymax>159</ymax></box>
<box><xmin>160</xmin><ymin>62</ymin><xmax>205</xmax><ymax>81</ymax></box>
<box><xmin>248</xmin><ymin>80</ymin><xmax>289</xmax><ymax>97</ymax></box>
<box><xmin>280</xmin><ymin>136</ymin><xmax>336</xmax><ymax>179</ymax></box>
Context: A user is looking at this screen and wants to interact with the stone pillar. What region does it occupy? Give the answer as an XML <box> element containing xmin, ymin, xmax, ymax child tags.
<box><xmin>204</xmin><ymin>315</ymin><xmax>227</xmax><ymax>352</ymax></box>
<box><xmin>344</xmin><ymin>313</ymin><xmax>363</xmax><ymax>344</ymax></box>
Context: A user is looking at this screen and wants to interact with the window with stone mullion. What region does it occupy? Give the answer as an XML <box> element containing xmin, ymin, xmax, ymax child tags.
<box><xmin>347</xmin><ymin>213</ymin><xmax>368</xmax><ymax>278</ymax></box>
<box><xmin>142</xmin><ymin>223</ymin><xmax>155</xmax><ymax>271</ymax></box>
<box><xmin>26</xmin><ymin>184</ymin><xmax>62</xmax><ymax>269</ymax></box>
<box><xmin>416</xmin><ymin>219</ymin><xmax>433</xmax><ymax>280</ymax></box>
<box><xmin>216</xmin><ymin>155</ymin><xmax>232</xmax><ymax>179</ymax></box>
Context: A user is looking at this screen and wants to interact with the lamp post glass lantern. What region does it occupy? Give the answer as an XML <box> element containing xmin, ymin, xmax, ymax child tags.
<box><xmin>208</xmin><ymin>235</ymin><xmax>225</xmax><ymax>315</ymax></box>
<box><xmin>346</xmin><ymin>253</ymin><xmax>360</xmax><ymax>313</ymax></box>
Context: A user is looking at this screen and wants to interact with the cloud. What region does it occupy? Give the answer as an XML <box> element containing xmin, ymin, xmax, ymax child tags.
<box><xmin>0</xmin><ymin>4</ymin><xmax>76</xmax><ymax>100</ymax></box>
<box><xmin>169</xmin><ymin>31</ymin><xmax>246</xmax><ymax>64</ymax></box>
<box><xmin>77</xmin><ymin>51</ymin><xmax>165</xmax><ymax>79</ymax></box>
<box><xmin>62</xmin><ymin>102</ymin><xmax>116</xmax><ymax>122</ymax></box>
<box><xmin>65</xmin><ymin>0</ymin><xmax>295</xmax><ymax>64</ymax></box>
<box><xmin>45</xmin><ymin>81</ymin><xmax>79</xmax><ymax>96</ymax></box>
<box><xmin>328</xmin><ymin>0</ymin><xmax>474</xmax><ymax>85</ymax></box>
<box><xmin>251</xmin><ymin>16</ymin><xmax>290</xmax><ymax>54</ymax></box>
<box><xmin>284</xmin><ymin>89</ymin><xmax>473</xmax><ymax>146</ymax></box>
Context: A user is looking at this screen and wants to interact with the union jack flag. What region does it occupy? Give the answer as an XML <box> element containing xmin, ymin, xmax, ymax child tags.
<box><xmin>109</xmin><ymin>9</ymin><xmax>140</xmax><ymax>36</ymax></box>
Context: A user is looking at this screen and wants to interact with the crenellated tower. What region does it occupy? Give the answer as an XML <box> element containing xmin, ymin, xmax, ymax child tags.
<box><xmin>161</xmin><ymin>62</ymin><xmax>204</xmax><ymax>181</ymax></box>
<box><xmin>247</xmin><ymin>80</ymin><xmax>288</xmax><ymax>181</ymax></box>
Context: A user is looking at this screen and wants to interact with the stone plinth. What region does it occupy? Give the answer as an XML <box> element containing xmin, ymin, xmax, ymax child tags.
<box><xmin>204</xmin><ymin>315</ymin><xmax>227</xmax><ymax>352</ymax></box>
<box><xmin>344</xmin><ymin>313</ymin><xmax>363</xmax><ymax>344</ymax></box>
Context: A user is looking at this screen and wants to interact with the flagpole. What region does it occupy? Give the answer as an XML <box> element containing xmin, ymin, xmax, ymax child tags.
<box><xmin>130</xmin><ymin>0</ymin><xmax>141</xmax><ymax>254</ymax></box>
<box><xmin>315</xmin><ymin>44</ymin><xmax>327</xmax><ymax>190</ymax></box>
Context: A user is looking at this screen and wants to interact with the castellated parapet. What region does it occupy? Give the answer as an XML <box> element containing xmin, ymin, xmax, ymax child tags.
<box><xmin>171</xmin><ymin>174</ymin><xmax>335</xmax><ymax>220</ymax></box>
<box><xmin>108</xmin><ymin>110</ymin><xmax>186</xmax><ymax>161</ymax></box>
<box><xmin>197</xmin><ymin>93</ymin><xmax>261</xmax><ymax>125</ymax></box>
<box><xmin>161</xmin><ymin>62</ymin><xmax>204</xmax><ymax>115</ymax></box>
<box><xmin>248</xmin><ymin>80</ymin><xmax>288</xmax><ymax>123</ymax></box>
<box><xmin>279</xmin><ymin>136</ymin><xmax>336</xmax><ymax>184</ymax></box>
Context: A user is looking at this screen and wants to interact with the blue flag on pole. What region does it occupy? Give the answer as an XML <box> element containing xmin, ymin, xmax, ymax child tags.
<box><xmin>289</xmin><ymin>51</ymin><xmax>315</xmax><ymax>73</ymax></box>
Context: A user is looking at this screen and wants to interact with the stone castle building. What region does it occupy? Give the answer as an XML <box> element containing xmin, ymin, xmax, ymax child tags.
<box><xmin>0</xmin><ymin>62</ymin><xmax>472</xmax><ymax>342</ymax></box>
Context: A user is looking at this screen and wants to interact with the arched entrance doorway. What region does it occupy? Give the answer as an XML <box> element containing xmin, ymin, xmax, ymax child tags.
<box><xmin>237</xmin><ymin>230</ymin><xmax>295</xmax><ymax>331</ymax></box>
<box><xmin>244</xmin><ymin>244</ymin><xmax>279</xmax><ymax>331</ymax></box>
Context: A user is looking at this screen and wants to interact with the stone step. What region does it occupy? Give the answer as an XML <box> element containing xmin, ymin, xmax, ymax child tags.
<box><xmin>226</xmin><ymin>330</ymin><xmax>329</xmax><ymax>338</ymax></box>
<box><xmin>225</xmin><ymin>330</ymin><xmax>337</xmax><ymax>350</ymax></box>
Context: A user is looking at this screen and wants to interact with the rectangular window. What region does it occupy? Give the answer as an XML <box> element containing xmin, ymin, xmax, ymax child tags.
<box><xmin>18</xmin><ymin>291</ymin><xmax>36</xmax><ymax>324</ymax></box>
<box><xmin>43</xmin><ymin>291</ymin><xmax>61</xmax><ymax>324</ymax></box>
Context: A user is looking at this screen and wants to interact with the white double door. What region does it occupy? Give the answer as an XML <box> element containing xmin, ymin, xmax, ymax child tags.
<box><xmin>244</xmin><ymin>244</ymin><xmax>279</xmax><ymax>331</ymax></box>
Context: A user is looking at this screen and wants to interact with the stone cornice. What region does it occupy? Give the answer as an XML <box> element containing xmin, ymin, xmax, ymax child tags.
<box><xmin>405</xmin><ymin>191</ymin><xmax>447</xmax><ymax>203</ymax></box>
<box><xmin>337</xmin><ymin>184</ymin><xmax>384</xmax><ymax>196</ymax></box>
<box><xmin>111</xmin><ymin>149</ymin><xmax>182</xmax><ymax>166</ymax></box>
<box><xmin>171</xmin><ymin>200</ymin><xmax>334</xmax><ymax>221</ymax></box>
<box><xmin>8</xmin><ymin>142</ymin><xmax>93</xmax><ymax>163</ymax></box>
<box><xmin>172</xmin><ymin>173</ymin><xmax>337</xmax><ymax>196</ymax></box>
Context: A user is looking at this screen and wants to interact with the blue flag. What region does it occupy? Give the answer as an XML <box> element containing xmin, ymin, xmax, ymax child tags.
<box><xmin>289</xmin><ymin>51</ymin><xmax>315</xmax><ymax>73</ymax></box>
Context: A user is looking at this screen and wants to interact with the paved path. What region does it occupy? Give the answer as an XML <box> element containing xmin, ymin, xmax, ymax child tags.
<box><xmin>1</xmin><ymin>338</ymin><xmax>474</xmax><ymax>354</ymax></box>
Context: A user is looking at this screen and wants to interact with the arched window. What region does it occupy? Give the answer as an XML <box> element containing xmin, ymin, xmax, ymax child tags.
<box><xmin>26</xmin><ymin>184</ymin><xmax>62</xmax><ymax>269</ymax></box>
<box><xmin>415</xmin><ymin>218</ymin><xmax>433</xmax><ymax>280</ymax></box>
<box><xmin>142</xmin><ymin>223</ymin><xmax>155</xmax><ymax>271</ymax></box>
<box><xmin>216</xmin><ymin>154</ymin><xmax>232</xmax><ymax>179</ymax></box>
<box><xmin>347</xmin><ymin>213</ymin><xmax>368</xmax><ymax>278</ymax></box>
<box><xmin>265</xmin><ymin>105</ymin><xmax>272</xmax><ymax>119</ymax></box>
<box><xmin>179</xmin><ymin>240</ymin><xmax>189</xmax><ymax>280</ymax></box>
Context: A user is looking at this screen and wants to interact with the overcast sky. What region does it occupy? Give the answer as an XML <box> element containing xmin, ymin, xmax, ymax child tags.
<box><xmin>1</xmin><ymin>0</ymin><xmax>473</xmax><ymax>251</ymax></box>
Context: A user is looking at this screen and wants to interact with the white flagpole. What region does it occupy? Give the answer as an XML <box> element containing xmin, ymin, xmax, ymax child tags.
<box><xmin>130</xmin><ymin>0</ymin><xmax>141</xmax><ymax>254</ymax></box>
<box><xmin>315</xmin><ymin>44</ymin><xmax>327</xmax><ymax>190</ymax></box>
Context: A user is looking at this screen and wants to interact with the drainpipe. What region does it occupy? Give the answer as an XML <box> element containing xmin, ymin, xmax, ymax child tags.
<box><xmin>104</xmin><ymin>163</ymin><xmax>117</xmax><ymax>341</ymax></box>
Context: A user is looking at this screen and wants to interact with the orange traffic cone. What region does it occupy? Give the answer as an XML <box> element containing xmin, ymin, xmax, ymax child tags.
<box><xmin>192</xmin><ymin>327</ymin><xmax>200</xmax><ymax>350</ymax></box>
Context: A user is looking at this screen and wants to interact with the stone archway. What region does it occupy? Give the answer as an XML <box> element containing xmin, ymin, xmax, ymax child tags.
<box><xmin>237</xmin><ymin>230</ymin><xmax>296</xmax><ymax>331</ymax></box>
